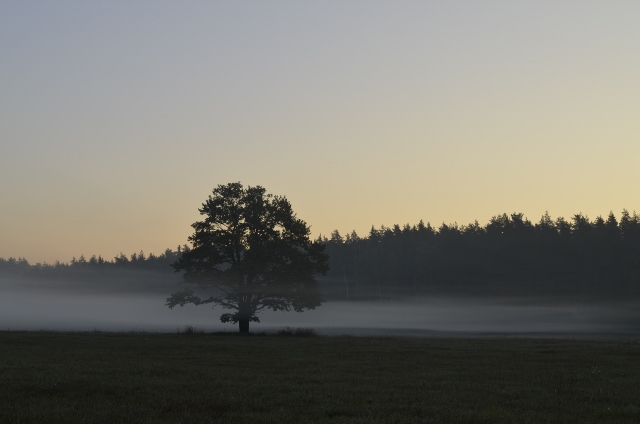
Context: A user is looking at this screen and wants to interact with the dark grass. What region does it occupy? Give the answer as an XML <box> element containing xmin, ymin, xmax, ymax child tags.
<box><xmin>1</xmin><ymin>331</ymin><xmax>640</xmax><ymax>423</ymax></box>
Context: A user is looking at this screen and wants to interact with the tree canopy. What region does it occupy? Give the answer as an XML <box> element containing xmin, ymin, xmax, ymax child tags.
<box><xmin>166</xmin><ymin>182</ymin><xmax>329</xmax><ymax>332</ymax></box>
<box><xmin>321</xmin><ymin>210</ymin><xmax>640</xmax><ymax>300</ymax></box>
<box><xmin>3</xmin><ymin>208</ymin><xmax>639</xmax><ymax>302</ymax></box>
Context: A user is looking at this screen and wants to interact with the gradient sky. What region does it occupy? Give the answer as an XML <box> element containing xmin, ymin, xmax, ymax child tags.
<box><xmin>2</xmin><ymin>1</ymin><xmax>639</xmax><ymax>263</ymax></box>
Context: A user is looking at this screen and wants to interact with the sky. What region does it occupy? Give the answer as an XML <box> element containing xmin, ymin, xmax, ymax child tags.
<box><xmin>1</xmin><ymin>1</ymin><xmax>639</xmax><ymax>264</ymax></box>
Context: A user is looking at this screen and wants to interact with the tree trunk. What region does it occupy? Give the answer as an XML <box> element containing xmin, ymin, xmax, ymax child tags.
<box><xmin>341</xmin><ymin>258</ymin><xmax>349</xmax><ymax>299</ymax></box>
<box><xmin>239</xmin><ymin>318</ymin><xmax>250</xmax><ymax>333</ymax></box>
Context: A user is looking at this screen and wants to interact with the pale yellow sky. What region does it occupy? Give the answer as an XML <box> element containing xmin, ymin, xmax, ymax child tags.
<box><xmin>1</xmin><ymin>2</ymin><xmax>639</xmax><ymax>263</ymax></box>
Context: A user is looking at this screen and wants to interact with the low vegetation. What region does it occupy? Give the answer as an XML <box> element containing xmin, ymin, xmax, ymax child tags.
<box><xmin>1</xmin><ymin>331</ymin><xmax>639</xmax><ymax>423</ymax></box>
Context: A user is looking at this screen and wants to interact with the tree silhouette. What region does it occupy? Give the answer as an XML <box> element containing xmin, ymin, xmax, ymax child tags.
<box><xmin>317</xmin><ymin>210</ymin><xmax>640</xmax><ymax>300</ymax></box>
<box><xmin>3</xmin><ymin>208</ymin><xmax>639</xmax><ymax>301</ymax></box>
<box><xmin>166</xmin><ymin>183</ymin><xmax>329</xmax><ymax>332</ymax></box>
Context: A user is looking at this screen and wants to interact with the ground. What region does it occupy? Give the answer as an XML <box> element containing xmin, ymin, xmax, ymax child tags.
<box><xmin>1</xmin><ymin>331</ymin><xmax>639</xmax><ymax>423</ymax></box>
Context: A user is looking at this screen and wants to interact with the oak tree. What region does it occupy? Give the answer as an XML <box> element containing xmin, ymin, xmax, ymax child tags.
<box><xmin>166</xmin><ymin>183</ymin><xmax>328</xmax><ymax>332</ymax></box>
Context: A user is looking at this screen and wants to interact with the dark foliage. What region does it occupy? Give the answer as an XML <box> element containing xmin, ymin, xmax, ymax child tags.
<box><xmin>321</xmin><ymin>210</ymin><xmax>640</xmax><ymax>299</ymax></box>
<box><xmin>166</xmin><ymin>183</ymin><xmax>329</xmax><ymax>332</ymax></box>
<box><xmin>3</xmin><ymin>209</ymin><xmax>639</xmax><ymax>300</ymax></box>
<box><xmin>0</xmin><ymin>248</ymin><xmax>186</xmax><ymax>293</ymax></box>
<box><xmin>0</xmin><ymin>247</ymin><xmax>185</xmax><ymax>275</ymax></box>
<box><xmin>276</xmin><ymin>327</ymin><xmax>319</xmax><ymax>337</ymax></box>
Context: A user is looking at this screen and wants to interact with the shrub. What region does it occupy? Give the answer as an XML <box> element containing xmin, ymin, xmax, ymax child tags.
<box><xmin>277</xmin><ymin>327</ymin><xmax>318</xmax><ymax>337</ymax></box>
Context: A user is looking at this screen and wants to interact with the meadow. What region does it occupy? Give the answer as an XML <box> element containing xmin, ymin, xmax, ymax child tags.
<box><xmin>1</xmin><ymin>331</ymin><xmax>639</xmax><ymax>423</ymax></box>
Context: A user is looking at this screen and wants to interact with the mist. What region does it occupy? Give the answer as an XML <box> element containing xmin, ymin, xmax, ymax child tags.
<box><xmin>2</xmin><ymin>277</ymin><xmax>639</xmax><ymax>338</ymax></box>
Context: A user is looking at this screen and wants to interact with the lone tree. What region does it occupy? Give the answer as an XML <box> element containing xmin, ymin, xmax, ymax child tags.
<box><xmin>166</xmin><ymin>182</ymin><xmax>329</xmax><ymax>333</ymax></box>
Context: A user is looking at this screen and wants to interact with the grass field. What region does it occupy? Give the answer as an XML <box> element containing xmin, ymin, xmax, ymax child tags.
<box><xmin>1</xmin><ymin>331</ymin><xmax>639</xmax><ymax>423</ymax></box>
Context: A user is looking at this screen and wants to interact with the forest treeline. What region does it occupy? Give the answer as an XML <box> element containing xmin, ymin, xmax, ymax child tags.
<box><xmin>0</xmin><ymin>247</ymin><xmax>188</xmax><ymax>274</ymax></box>
<box><xmin>2</xmin><ymin>210</ymin><xmax>640</xmax><ymax>299</ymax></box>
<box><xmin>320</xmin><ymin>210</ymin><xmax>640</xmax><ymax>299</ymax></box>
<box><xmin>0</xmin><ymin>247</ymin><xmax>189</xmax><ymax>293</ymax></box>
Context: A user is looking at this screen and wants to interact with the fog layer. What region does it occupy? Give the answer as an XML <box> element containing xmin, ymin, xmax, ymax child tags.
<box><xmin>2</xmin><ymin>280</ymin><xmax>638</xmax><ymax>338</ymax></box>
